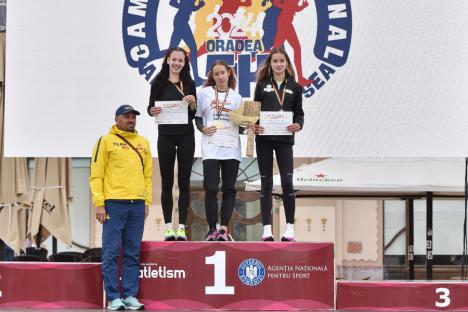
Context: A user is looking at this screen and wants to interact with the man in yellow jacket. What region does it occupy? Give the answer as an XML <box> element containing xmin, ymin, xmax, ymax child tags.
<box><xmin>90</xmin><ymin>105</ymin><xmax>152</xmax><ymax>311</ymax></box>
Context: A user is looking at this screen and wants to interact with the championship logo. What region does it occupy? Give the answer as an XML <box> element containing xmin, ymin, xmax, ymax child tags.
<box><xmin>238</xmin><ymin>258</ymin><xmax>265</xmax><ymax>286</ymax></box>
<box><xmin>122</xmin><ymin>0</ymin><xmax>352</xmax><ymax>98</ymax></box>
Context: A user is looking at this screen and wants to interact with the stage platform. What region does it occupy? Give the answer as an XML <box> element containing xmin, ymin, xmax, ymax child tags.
<box><xmin>3</xmin><ymin>241</ymin><xmax>468</xmax><ymax>311</ymax></box>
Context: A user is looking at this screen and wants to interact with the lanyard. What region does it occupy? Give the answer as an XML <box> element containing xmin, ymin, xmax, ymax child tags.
<box><xmin>215</xmin><ymin>87</ymin><xmax>229</xmax><ymax>119</ymax></box>
<box><xmin>171</xmin><ymin>80</ymin><xmax>185</xmax><ymax>97</ymax></box>
<box><xmin>272</xmin><ymin>78</ymin><xmax>287</xmax><ymax>109</ymax></box>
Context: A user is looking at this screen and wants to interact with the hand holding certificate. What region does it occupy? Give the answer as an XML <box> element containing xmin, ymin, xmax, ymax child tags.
<box><xmin>206</xmin><ymin>120</ymin><xmax>239</xmax><ymax>148</ymax></box>
<box><xmin>259</xmin><ymin>111</ymin><xmax>293</xmax><ymax>135</ymax></box>
<box><xmin>154</xmin><ymin>100</ymin><xmax>188</xmax><ymax>124</ymax></box>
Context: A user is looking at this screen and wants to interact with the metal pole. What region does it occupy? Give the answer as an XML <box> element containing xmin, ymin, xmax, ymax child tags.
<box><xmin>406</xmin><ymin>199</ymin><xmax>415</xmax><ymax>280</ymax></box>
<box><xmin>426</xmin><ymin>192</ymin><xmax>433</xmax><ymax>280</ymax></box>
<box><xmin>52</xmin><ymin>237</ymin><xmax>58</xmax><ymax>255</ymax></box>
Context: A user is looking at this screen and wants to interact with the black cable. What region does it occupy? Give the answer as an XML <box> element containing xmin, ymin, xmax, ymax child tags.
<box><xmin>462</xmin><ymin>157</ymin><xmax>468</xmax><ymax>279</ymax></box>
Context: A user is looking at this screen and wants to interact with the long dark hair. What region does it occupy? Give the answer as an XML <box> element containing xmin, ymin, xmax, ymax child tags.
<box><xmin>204</xmin><ymin>60</ymin><xmax>237</xmax><ymax>90</ymax></box>
<box><xmin>256</xmin><ymin>47</ymin><xmax>296</xmax><ymax>82</ymax></box>
<box><xmin>150</xmin><ymin>47</ymin><xmax>192</xmax><ymax>99</ymax></box>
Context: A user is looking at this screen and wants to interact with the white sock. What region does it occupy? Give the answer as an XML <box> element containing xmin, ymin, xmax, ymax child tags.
<box><xmin>178</xmin><ymin>224</ymin><xmax>185</xmax><ymax>230</ymax></box>
<box><xmin>165</xmin><ymin>223</ymin><xmax>173</xmax><ymax>231</ymax></box>
<box><xmin>283</xmin><ymin>223</ymin><xmax>295</xmax><ymax>238</ymax></box>
<box><xmin>263</xmin><ymin>225</ymin><xmax>272</xmax><ymax>238</ymax></box>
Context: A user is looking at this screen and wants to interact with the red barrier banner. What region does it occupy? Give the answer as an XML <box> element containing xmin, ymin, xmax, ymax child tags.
<box><xmin>337</xmin><ymin>281</ymin><xmax>468</xmax><ymax>311</ymax></box>
<box><xmin>0</xmin><ymin>262</ymin><xmax>103</xmax><ymax>309</ymax></box>
<box><xmin>139</xmin><ymin>242</ymin><xmax>334</xmax><ymax>310</ymax></box>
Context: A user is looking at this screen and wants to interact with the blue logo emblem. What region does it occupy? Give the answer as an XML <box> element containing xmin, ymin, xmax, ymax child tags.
<box><xmin>238</xmin><ymin>258</ymin><xmax>265</xmax><ymax>286</ymax></box>
<box><xmin>122</xmin><ymin>0</ymin><xmax>352</xmax><ymax>98</ymax></box>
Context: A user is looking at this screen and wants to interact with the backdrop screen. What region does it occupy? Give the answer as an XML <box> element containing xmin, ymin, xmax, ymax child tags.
<box><xmin>5</xmin><ymin>0</ymin><xmax>468</xmax><ymax>157</ymax></box>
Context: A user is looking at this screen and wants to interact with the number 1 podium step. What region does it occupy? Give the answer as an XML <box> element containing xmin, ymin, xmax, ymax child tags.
<box><xmin>139</xmin><ymin>241</ymin><xmax>334</xmax><ymax>310</ymax></box>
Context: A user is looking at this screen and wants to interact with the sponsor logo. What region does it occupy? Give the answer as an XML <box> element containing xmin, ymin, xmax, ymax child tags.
<box><xmin>238</xmin><ymin>258</ymin><xmax>265</xmax><ymax>286</ymax></box>
<box><xmin>122</xmin><ymin>0</ymin><xmax>352</xmax><ymax>98</ymax></box>
<box><xmin>139</xmin><ymin>264</ymin><xmax>186</xmax><ymax>279</ymax></box>
<box><xmin>42</xmin><ymin>199</ymin><xmax>56</xmax><ymax>214</ymax></box>
<box><xmin>296</xmin><ymin>171</ymin><xmax>343</xmax><ymax>182</ymax></box>
<box><xmin>267</xmin><ymin>264</ymin><xmax>328</xmax><ymax>279</ymax></box>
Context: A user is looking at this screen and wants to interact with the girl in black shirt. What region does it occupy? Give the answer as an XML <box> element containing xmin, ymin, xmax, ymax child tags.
<box><xmin>148</xmin><ymin>47</ymin><xmax>197</xmax><ymax>241</ymax></box>
<box><xmin>251</xmin><ymin>47</ymin><xmax>304</xmax><ymax>242</ymax></box>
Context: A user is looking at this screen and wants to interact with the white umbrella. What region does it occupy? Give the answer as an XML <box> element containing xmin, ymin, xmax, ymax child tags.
<box><xmin>28</xmin><ymin>158</ymin><xmax>73</xmax><ymax>246</ymax></box>
<box><xmin>0</xmin><ymin>158</ymin><xmax>30</xmax><ymax>252</ymax></box>
<box><xmin>245</xmin><ymin>158</ymin><xmax>465</xmax><ymax>197</ymax></box>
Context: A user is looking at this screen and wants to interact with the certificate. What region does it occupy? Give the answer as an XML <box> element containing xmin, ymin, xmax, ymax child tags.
<box><xmin>154</xmin><ymin>101</ymin><xmax>188</xmax><ymax>124</ymax></box>
<box><xmin>259</xmin><ymin>111</ymin><xmax>293</xmax><ymax>135</ymax></box>
<box><xmin>206</xmin><ymin>120</ymin><xmax>239</xmax><ymax>148</ymax></box>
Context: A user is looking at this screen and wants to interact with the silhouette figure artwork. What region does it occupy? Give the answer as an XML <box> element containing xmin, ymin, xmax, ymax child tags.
<box><xmin>261</xmin><ymin>0</ymin><xmax>281</xmax><ymax>51</ymax></box>
<box><xmin>170</xmin><ymin>0</ymin><xmax>206</xmax><ymax>85</ymax></box>
<box><xmin>272</xmin><ymin>0</ymin><xmax>313</xmax><ymax>86</ymax></box>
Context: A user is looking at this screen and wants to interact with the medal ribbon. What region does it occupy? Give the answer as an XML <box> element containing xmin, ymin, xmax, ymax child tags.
<box><xmin>272</xmin><ymin>79</ymin><xmax>287</xmax><ymax>109</ymax></box>
<box><xmin>215</xmin><ymin>87</ymin><xmax>229</xmax><ymax>119</ymax></box>
<box><xmin>171</xmin><ymin>80</ymin><xmax>185</xmax><ymax>97</ymax></box>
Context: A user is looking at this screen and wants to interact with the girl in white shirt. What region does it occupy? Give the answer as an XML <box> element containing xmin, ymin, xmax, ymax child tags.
<box><xmin>195</xmin><ymin>60</ymin><xmax>242</xmax><ymax>241</ymax></box>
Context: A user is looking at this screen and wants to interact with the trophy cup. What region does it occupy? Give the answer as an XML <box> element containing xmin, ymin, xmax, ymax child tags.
<box><xmin>229</xmin><ymin>100</ymin><xmax>261</xmax><ymax>157</ymax></box>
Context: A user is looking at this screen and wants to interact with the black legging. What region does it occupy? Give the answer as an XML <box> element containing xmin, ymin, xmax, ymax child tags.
<box><xmin>158</xmin><ymin>133</ymin><xmax>195</xmax><ymax>224</ymax></box>
<box><xmin>203</xmin><ymin>159</ymin><xmax>240</xmax><ymax>229</ymax></box>
<box><xmin>256</xmin><ymin>140</ymin><xmax>295</xmax><ymax>225</ymax></box>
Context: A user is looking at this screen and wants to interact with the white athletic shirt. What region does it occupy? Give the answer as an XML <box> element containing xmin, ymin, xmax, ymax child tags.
<box><xmin>195</xmin><ymin>86</ymin><xmax>242</xmax><ymax>161</ymax></box>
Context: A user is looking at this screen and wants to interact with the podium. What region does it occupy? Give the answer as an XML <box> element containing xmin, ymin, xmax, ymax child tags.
<box><xmin>337</xmin><ymin>281</ymin><xmax>468</xmax><ymax>311</ymax></box>
<box><xmin>0</xmin><ymin>241</ymin><xmax>334</xmax><ymax>310</ymax></box>
<box><xmin>0</xmin><ymin>262</ymin><xmax>103</xmax><ymax>308</ymax></box>
<box><xmin>139</xmin><ymin>241</ymin><xmax>334</xmax><ymax>310</ymax></box>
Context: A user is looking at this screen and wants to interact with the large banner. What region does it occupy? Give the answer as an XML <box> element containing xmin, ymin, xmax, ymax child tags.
<box><xmin>5</xmin><ymin>0</ymin><xmax>468</xmax><ymax>157</ymax></box>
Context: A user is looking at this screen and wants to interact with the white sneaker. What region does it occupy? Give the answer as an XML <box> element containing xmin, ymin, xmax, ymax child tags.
<box><xmin>107</xmin><ymin>298</ymin><xmax>125</xmax><ymax>310</ymax></box>
<box><xmin>122</xmin><ymin>296</ymin><xmax>145</xmax><ymax>310</ymax></box>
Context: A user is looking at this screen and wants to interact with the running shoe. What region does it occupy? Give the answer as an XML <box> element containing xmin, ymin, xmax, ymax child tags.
<box><xmin>122</xmin><ymin>296</ymin><xmax>145</xmax><ymax>310</ymax></box>
<box><xmin>205</xmin><ymin>229</ymin><xmax>218</xmax><ymax>241</ymax></box>
<box><xmin>281</xmin><ymin>236</ymin><xmax>296</xmax><ymax>242</ymax></box>
<box><xmin>217</xmin><ymin>229</ymin><xmax>228</xmax><ymax>241</ymax></box>
<box><xmin>107</xmin><ymin>298</ymin><xmax>125</xmax><ymax>311</ymax></box>
<box><xmin>175</xmin><ymin>228</ymin><xmax>187</xmax><ymax>241</ymax></box>
<box><xmin>262</xmin><ymin>235</ymin><xmax>274</xmax><ymax>241</ymax></box>
<box><xmin>164</xmin><ymin>228</ymin><xmax>176</xmax><ymax>241</ymax></box>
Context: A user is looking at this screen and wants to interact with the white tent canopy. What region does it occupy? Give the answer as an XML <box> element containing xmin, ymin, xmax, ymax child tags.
<box><xmin>245</xmin><ymin>158</ymin><xmax>466</xmax><ymax>197</ymax></box>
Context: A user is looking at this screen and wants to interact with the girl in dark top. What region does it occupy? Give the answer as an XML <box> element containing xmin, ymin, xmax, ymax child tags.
<box><xmin>251</xmin><ymin>47</ymin><xmax>304</xmax><ymax>242</ymax></box>
<box><xmin>148</xmin><ymin>47</ymin><xmax>197</xmax><ymax>241</ymax></box>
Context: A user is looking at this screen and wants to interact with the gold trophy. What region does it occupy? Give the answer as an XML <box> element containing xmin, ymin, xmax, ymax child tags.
<box><xmin>229</xmin><ymin>100</ymin><xmax>261</xmax><ymax>157</ymax></box>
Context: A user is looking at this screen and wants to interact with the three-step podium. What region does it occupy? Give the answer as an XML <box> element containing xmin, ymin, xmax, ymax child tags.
<box><xmin>1</xmin><ymin>241</ymin><xmax>468</xmax><ymax>310</ymax></box>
